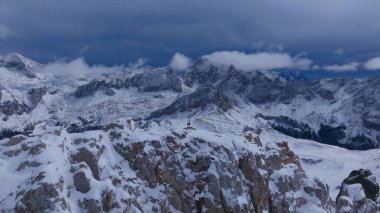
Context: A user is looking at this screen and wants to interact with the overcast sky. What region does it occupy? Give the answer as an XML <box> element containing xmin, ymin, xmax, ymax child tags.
<box><xmin>1</xmin><ymin>0</ymin><xmax>380</xmax><ymax>76</ymax></box>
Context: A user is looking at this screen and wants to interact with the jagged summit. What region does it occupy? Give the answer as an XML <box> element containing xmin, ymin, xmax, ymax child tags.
<box><xmin>148</xmin><ymin>82</ymin><xmax>232</xmax><ymax>119</ymax></box>
<box><xmin>0</xmin><ymin>53</ymin><xmax>39</xmax><ymax>78</ymax></box>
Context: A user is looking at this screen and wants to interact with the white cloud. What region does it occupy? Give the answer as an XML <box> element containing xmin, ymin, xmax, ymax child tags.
<box><xmin>202</xmin><ymin>51</ymin><xmax>312</xmax><ymax>71</ymax></box>
<box><xmin>41</xmin><ymin>58</ymin><xmax>120</xmax><ymax>76</ymax></box>
<box><xmin>322</xmin><ymin>62</ymin><xmax>359</xmax><ymax>72</ymax></box>
<box><xmin>0</xmin><ymin>25</ymin><xmax>14</xmax><ymax>39</ymax></box>
<box><xmin>312</xmin><ymin>65</ymin><xmax>320</xmax><ymax>70</ymax></box>
<box><xmin>169</xmin><ymin>52</ymin><xmax>192</xmax><ymax>71</ymax></box>
<box><xmin>128</xmin><ymin>58</ymin><xmax>148</xmax><ymax>68</ymax></box>
<box><xmin>364</xmin><ymin>57</ymin><xmax>380</xmax><ymax>70</ymax></box>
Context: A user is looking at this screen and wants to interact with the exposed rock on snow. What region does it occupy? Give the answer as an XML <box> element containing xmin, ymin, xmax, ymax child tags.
<box><xmin>1</xmin><ymin>53</ymin><xmax>380</xmax><ymax>212</ymax></box>
<box><xmin>0</xmin><ymin>53</ymin><xmax>39</xmax><ymax>78</ymax></box>
<box><xmin>336</xmin><ymin>169</ymin><xmax>379</xmax><ymax>212</ymax></box>
<box><xmin>148</xmin><ymin>82</ymin><xmax>232</xmax><ymax>119</ymax></box>
<box><xmin>74</xmin><ymin>80</ymin><xmax>109</xmax><ymax>98</ymax></box>
<box><xmin>73</xmin><ymin>171</ymin><xmax>91</xmax><ymax>193</ymax></box>
<box><xmin>0</xmin><ymin>122</ymin><xmax>336</xmax><ymax>212</ymax></box>
<box><xmin>75</xmin><ymin>67</ymin><xmax>182</xmax><ymax>98</ymax></box>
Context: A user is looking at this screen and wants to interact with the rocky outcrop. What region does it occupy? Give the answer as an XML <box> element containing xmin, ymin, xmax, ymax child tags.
<box><xmin>114</xmin><ymin>132</ymin><xmax>334</xmax><ymax>212</ymax></box>
<box><xmin>0</xmin><ymin>99</ymin><xmax>29</xmax><ymax>116</ymax></box>
<box><xmin>71</xmin><ymin>147</ymin><xmax>103</xmax><ymax>180</ymax></box>
<box><xmin>74</xmin><ymin>80</ymin><xmax>109</xmax><ymax>98</ymax></box>
<box><xmin>0</xmin><ymin>86</ymin><xmax>46</xmax><ymax>117</ymax></box>
<box><xmin>148</xmin><ymin>82</ymin><xmax>232</xmax><ymax>118</ymax></box>
<box><xmin>0</xmin><ymin>122</ymin><xmax>338</xmax><ymax>212</ymax></box>
<box><xmin>336</xmin><ymin>169</ymin><xmax>379</xmax><ymax>213</ymax></box>
<box><xmin>15</xmin><ymin>182</ymin><xmax>68</xmax><ymax>213</ymax></box>
<box><xmin>73</xmin><ymin>171</ymin><xmax>91</xmax><ymax>193</ymax></box>
<box><xmin>28</xmin><ymin>87</ymin><xmax>47</xmax><ymax>108</ymax></box>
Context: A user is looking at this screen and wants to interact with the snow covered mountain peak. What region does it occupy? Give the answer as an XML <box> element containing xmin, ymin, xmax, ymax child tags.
<box><xmin>0</xmin><ymin>53</ymin><xmax>40</xmax><ymax>78</ymax></box>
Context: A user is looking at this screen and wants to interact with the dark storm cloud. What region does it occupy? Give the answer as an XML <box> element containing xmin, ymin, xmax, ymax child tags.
<box><xmin>1</xmin><ymin>0</ymin><xmax>380</xmax><ymax>66</ymax></box>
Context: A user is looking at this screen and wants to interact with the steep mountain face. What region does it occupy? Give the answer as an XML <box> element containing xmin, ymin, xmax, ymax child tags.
<box><xmin>181</xmin><ymin>59</ymin><xmax>380</xmax><ymax>149</ymax></box>
<box><xmin>148</xmin><ymin>82</ymin><xmax>232</xmax><ymax>119</ymax></box>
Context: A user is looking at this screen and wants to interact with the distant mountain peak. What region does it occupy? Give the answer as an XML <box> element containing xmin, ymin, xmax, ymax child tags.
<box><xmin>0</xmin><ymin>53</ymin><xmax>40</xmax><ymax>78</ymax></box>
<box><xmin>148</xmin><ymin>82</ymin><xmax>232</xmax><ymax>119</ymax></box>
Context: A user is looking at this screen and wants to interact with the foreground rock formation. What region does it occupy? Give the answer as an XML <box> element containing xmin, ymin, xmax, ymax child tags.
<box><xmin>336</xmin><ymin>169</ymin><xmax>379</xmax><ymax>213</ymax></box>
<box><xmin>0</xmin><ymin>121</ymin><xmax>336</xmax><ymax>212</ymax></box>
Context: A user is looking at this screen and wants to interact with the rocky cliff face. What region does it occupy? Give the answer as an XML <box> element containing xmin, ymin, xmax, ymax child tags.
<box><xmin>148</xmin><ymin>82</ymin><xmax>232</xmax><ymax>119</ymax></box>
<box><xmin>0</xmin><ymin>121</ymin><xmax>336</xmax><ymax>212</ymax></box>
<box><xmin>0</xmin><ymin>86</ymin><xmax>46</xmax><ymax>117</ymax></box>
<box><xmin>336</xmin><ymin>169</ymin><xmax>379</xmax><ymax>213</ymax></box>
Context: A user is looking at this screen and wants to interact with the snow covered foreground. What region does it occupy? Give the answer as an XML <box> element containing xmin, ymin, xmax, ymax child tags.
<box><xmin>0</xmin><ymin>117</ymin><xmax>379</xmax><ymax>212</ymax></box>
<box><xmin>261</xmin><ymin>131</ymin><xmax>380</xmax><ymax>199</ymax></box>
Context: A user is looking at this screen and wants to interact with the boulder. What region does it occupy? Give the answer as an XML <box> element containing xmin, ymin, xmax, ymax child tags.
<box><xmin>73</xmin><ymin>171</ymin><xmax>91</xmax><ymax>193</ymax></box>
<box><xmin>336</xmin><ymin>169</ymin><xmax>379</xmax><ymax>213</ymax></box>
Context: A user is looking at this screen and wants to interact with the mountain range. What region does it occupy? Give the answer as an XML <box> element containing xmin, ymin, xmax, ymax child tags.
<box><xmin>0</xmin><ymin>53</ymin><xmax>379</xmax><ymax>212</ymax></box>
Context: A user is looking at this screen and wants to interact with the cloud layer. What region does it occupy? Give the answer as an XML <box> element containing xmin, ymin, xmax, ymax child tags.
<box><xmin>203</xmin><ymin>51</ymin><xmax>312</xmax><ymax>71</ymax></box>
<box><xmin>322</xmin><ymin>62</ymin><xmax>359</xmax><ymax>72</ymax></box>
<box><xmin>169</xmin><ymin>53</ymin><xmax>192</xmax><ymax>71</ymax></box>
<box><xmin>1</xmin><ymin>0</ymin><xmax>380</xmax><ymax>66</ymax></box>
<box><xmin>364</xmin><ymin>57</ymin><xmax>380</xmax><ymax>70</ymax></box>
<box><xmin>41</xmin><ymin>58</ymin><xmax>120</xmax><ymax>76</ymax></box>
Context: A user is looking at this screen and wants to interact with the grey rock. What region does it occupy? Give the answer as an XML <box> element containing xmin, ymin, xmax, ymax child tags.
<box><xmin>0</xmin><ymin>53</ymin><xmax>38</xmax><ymax>78</ymax></box>
<box><xmin>113</xmin><ymin>136</ymin><xmax>333</xmax><ymax>213</ymax></box>
<box><xmin>75</xmin><ymin>80</ymin><xmax>109</xmax><ymax>98</ymax></box>
<box><xmin>123</xmin><ymin>67</ymin><xmax>182</xmax><ymax>92</ymax></box>
<box><xmin>0</xmin><ymin>86</ymin><xmax>46</xmax><ymax>117</ymax></box>
<box><xmin>17</xmin><ymin>160</ymin><xmax>42</xmax><ymax>171</ymax></box>
<box><xmin>148</xmin><ymin>82</ymin><xmax>232</xmax><ymax>118</ymax></box>
<box><xmin>73</xmin><ymin>171</ymin><xmax>91</xmax><ymax>193</ymax></box>
<box><xmin>15</xmin><ymin>183</ymin><xmax>64</xmax><ymax>213</ymax></box>
<box><xmin>104</xmin><ymin>88</ymin><xmax>115</xmax><ymax>96</ymax></box>
<box><xmin>336</xmin><ymin>169</ymin><xmax>379</xmax><ymax>213</ymax></box>
<box><xmin>3</xmin><ymin>136</ymin><xmax>26</xmax><ymax>146</ymax></box>
<box><xmin>78</xmin><ymin>199</ymin><xmax>101</xmax><ymax>213</ymax></box>
<box><xmin>28</xmin><ymin>87</ymin><xmax>47</xmax><ymax>108</ymax></box>
<box><xmin>340</xmin><ymin>169</ymin><xmax>379</xmax><ymax>201</ymax></box>
<box><xmin>28</xmin><ymin>143</ymin><xmax>46</xmax><ymax>155</ymax></box>
<box><xmin>0</xmin><ymin>100</ymin><xmax>29</xmax><ymax>116</ymax></box>
<box><xmin>71</xmin><ymin>147</ymin><xmax>103</xmax><ymax>180</ymax></box>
